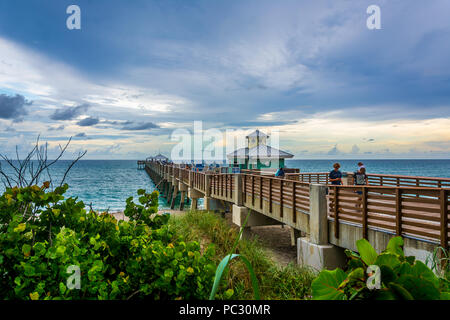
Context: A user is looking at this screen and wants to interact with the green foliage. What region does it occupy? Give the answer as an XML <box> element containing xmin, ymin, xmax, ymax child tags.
<box><xmin>311</xmin><ymin>237</ymin><xmax>450</xmax><ymax>300</ymax></box>
<box><xmin>169</xmin><ymin>210</ymin><xmax>316</xmax><ymax>300</ymax></box>
<box><xmin>0</xmin><ymin>184</ymin><xmax>215</xmax><ymax>300</ymax></box>
<box><xmin>209</xmin><ymin>254</ymin><xmax>260</xmax><ymax>300</ymax></box>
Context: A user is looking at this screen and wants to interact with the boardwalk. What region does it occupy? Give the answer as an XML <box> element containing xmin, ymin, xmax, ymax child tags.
<box><xmin>143</xmin><ymin>161</ymin><xmax>449</xmax><ymax>269</ymax></box>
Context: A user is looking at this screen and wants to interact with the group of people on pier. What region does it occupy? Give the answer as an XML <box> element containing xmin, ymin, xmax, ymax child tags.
<box><xmin>329</xmin><ymin>162</ymin><xmax>367</xmax><ymax>187</ymax></box>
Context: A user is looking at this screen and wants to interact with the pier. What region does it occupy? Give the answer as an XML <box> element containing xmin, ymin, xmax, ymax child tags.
<box><xmin>141</xmin><ymin>160</ymin><xmax>449</xmax><ymax>271</ymax></box>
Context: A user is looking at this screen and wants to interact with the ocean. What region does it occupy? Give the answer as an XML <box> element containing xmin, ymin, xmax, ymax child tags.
<box><xmin>0</xmin><ymin>159</ymin><xmax>449</xmax><ymax>212</ymax></box>
<box><xmin>285</xmin><ymin>159</ymin><xmax>450</xmax><ymax>177</ymax></box>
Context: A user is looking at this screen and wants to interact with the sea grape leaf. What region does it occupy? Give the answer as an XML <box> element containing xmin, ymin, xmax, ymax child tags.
<box><xmin>338</xmin><ymin>267</ymin><xmax>365</xmax><ymax>292</ymax></box>
<box><xmin>388</xmin><ymin>282</ymin><xmax>414</xmax><ymax>300</ymax></box>
<box><xmin>356</xmin><ymin>239</ymin><xmax>378</xmax><ymax>266</ymax></box>
<box><xmin>375</xmin><ymin>253</ymin><xmax>401</xmax><ymax>269</ymax></box>
<box><xmin>379</xmin><ymin>265</ymin><xmax>397</xmax><ymax>285</ymax></box>
<box><xmin>398</xmin><ymin>275</ymin><xmax>440</xmax><ymax>300</ymax></box>
<box><xmin>410</xmin><ymin>261</ymin><xmax>439</xmax><ymax>288</ymax></box>
<box><xmin>312</xmin><ymin>268</ymin><xmax>348</xmax><ymax>300</ymax></box>
<box><xmin>385</xmin><ymin>236</ymin><xmax>404</xmax><ymax>257</ymax></box>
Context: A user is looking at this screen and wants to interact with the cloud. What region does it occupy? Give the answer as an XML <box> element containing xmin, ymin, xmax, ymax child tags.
<box><xmin>327</xmin><ymin>144</ymin><xmax>341</xmax><ymax>155</ymax></box>
<box><xmin>351</xmin><ymin>144</ymin><xmax>360</xmax><ymax>154</ymax></box>
<box><xmin>0</xmin><ymin>94</ymin><xmax>32</xmax><ymax>120</ymax></box>
<box><xmin>1</xmin><ymin>3</ymin><xmax>450</xmax><ymax>159</ymax></box>
<box><xmin>121</xmin><ymin>122</ymin><xmax>159</xmax><ymax>130</ymax></box>
<box><xmin>50</xmin><ymin>104</ymin><xmax>90</xmax><ymax>121</ymax></box>
<box><xmin>76</xmin><ymin>117</ymin><xmax>99</xmax><ymax>127</ymax></box>
<box><xmin>48</xmin><ymin>125</ymin><xmax>65</xmax><ymax>131</ymax></box>
<box><xmin>74</xmin><ymin>132</ymin><xmax>89</xmax><ymax>139</ymax></box>
<box><xmin>4</xmin><ymin>126</ymin><xmax>16</xmax><ymax>132</ymax></box>
<box><xmin>102</xmin><ymin>120</ymin><xmax>134</xmax><ymax>126</ymax></box>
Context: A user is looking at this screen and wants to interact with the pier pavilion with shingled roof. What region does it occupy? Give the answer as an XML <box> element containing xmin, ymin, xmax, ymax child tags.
<box><xmin>227</xmin><ymin>129</ymin><xmax>293</xmax><ymax>170</ymax></box>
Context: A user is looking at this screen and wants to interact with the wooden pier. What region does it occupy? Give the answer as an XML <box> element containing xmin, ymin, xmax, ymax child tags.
<box><xmin>141</xmin><ymin>160</ymin><xmax>449</xmax><ymax>270</ymax></box>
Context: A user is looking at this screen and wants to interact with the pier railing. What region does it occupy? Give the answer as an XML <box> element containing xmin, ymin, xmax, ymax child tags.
<box><xmin>242</xmin><ymin>174</ymin><xmax>310</xmax><ymax>223</ymax></box>
<box><xmin>328</xmin><ymin>185</ymin><xmax>449</xmax><ymax>249</ymax></box>
<box><xmin>210</xmin><ymin>174</ymin><xmax>234</xmax><ymax>201</ymax></box>
<box><xmin>192</xmin><ymin>171</ymin><xmax>206</xmax><ymax>192</ymax></box>
<box><xmin>286</xmin><ymin>172</ymin><xmax>450</xmax><ymax>189</ymax></box>
<box><xmin>144</xmin><ymin>161</ymin><xmax>449</xmax><ymax>250</ymax></box>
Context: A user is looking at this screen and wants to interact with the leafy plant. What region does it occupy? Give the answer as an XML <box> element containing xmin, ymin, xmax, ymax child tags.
<box><xmin>311</xmin><ymin>236</ymin><xmax>450</xmax><ymax>300</ymax></box>
<box><xmin>0</xmin><ymin>184</ymin><xmax>216</xmax><ymax>300</ymax></box>
<box><xmin>209</xmin><ymin>209</ymin><xmax>260</xmax><ymax>300</ymax></box>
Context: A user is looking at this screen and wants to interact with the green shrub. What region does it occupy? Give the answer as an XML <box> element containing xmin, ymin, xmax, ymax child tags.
<box><xmin>169</xmin><ymin>210</ymin><xmax>316</xmax><ymax>300</ymax></box>
<box><xmin>311</xmin><ymin>236</ymin><xmax>450</xmax><ymax>300</ymax></box>
<box><xmin>0</xmin><ymin>184</ymin><xmax>216</xmax><ymax>300</ymax></box>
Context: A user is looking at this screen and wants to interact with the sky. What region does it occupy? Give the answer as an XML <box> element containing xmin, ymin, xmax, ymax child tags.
<box><xmin>0</xmin><ymin>0</ymin><xmax>449</xmax><ymax>160</ymax></box>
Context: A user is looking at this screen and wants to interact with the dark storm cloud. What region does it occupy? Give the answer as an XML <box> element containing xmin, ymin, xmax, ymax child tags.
<box><xmin>0</xmin><ymin>94</ymin><xmax>32</xmax><ymax>120</ymax></box>
<box><xmin>48</xmin><ymin>125</ymin><xmax>65</xmax><ymax>131</ymax></box>
<box><xmin>102</xmin><ymin>120</ymin><xmax>134</xmax><ymax>126</ymax></box>
<box><xmin>50</xmin><ymin>103</ymin><xmax>90</xmax><ymax>121</ymax></box>
<box><xmin>121</xmin><ymin>122</ymin><xmax>159</xmax><ymax>130</ymax></box>
<box><xmin>76</xmin><ymin>117</ymin><xmax>100</xmax><ymax>127</ymax></box>
<box><xmin>226</xmin><ymin>120</ymin><xmax>297</xmax><ymax>128</ymax></box>
<box><xmin>4</xmin><ymin>126</ymin><xmax>16</xmax><ymax>132</ymax></box>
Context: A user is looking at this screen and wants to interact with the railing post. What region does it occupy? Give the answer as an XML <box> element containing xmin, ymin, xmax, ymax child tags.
<box><xmin>234</xmin><ymin>174</ymin><xmax>243</xmax><ymax>206</ymax></box>
<box><xmin>229</xmin><ymin>175</ymin><xmax>232</xmax><ymax>199</ymax></box>
<box><xmin>334</xmin><ymin>186</ymin><xmax>339</xmax><ymax>238</ymax></box>
<box><xmin>395</xmin><ymin>188</ymin><xmax>402</xmax><ymax>236</ymax></box>
<box><xmin>440</xmin><ymin>189</ymin><xmax>448</xmax><ymax>251</ymax></box>
<box><xmin>225</xmin><ymin>175</ymin><xmax>228</xmax><ymax>199</ymax></box>
<box><xmin>269</xmin><ymin>178</ymin><xmax>272</xmax><ymax>213</ymax></box>
<box><xmin>362</xmin><ymin>187</ymin><xmax>368</xmax><ymax>239</ymax></box>
<box><xmin>280</xmin><ymin>179</ymin><xmax>283</xmax><ymax>218</ymax></box>
<box><xmin>251</xmin><ymin>175</ymin><xmax>255</xmax><ymax>206</ymax></box>
<box><xmin>292</xmin><ymin>181</ymin><xmax>297</xmax><ymax>223</ymax></box>
<box><xmin>259</xmin><ymin>176</ymin><xmax>263</xmax><ymax>209</ymax></box>
<box><xmin>205</xmin><ymin>174</ymin><xmax>211</xmax><ymax>197</ymax></box>
<box><xmin>309</xmin><ymin>184</ymin><xmax>328</xmax><ymax>245</ymax></box>
<box><xmin>189</xmin><ymin>171</ymin><xmax>193</xmax><ymax>188</ymax></box>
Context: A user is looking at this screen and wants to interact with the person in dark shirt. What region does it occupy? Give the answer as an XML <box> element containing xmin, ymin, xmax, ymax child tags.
<box><xmin>329</xmin><ymin>163</ymin><xmax>342</xmax><ymax>185</ymax></box>
<box><xmin>275</xmin><ymin>167</ymin><xmax>285</xmax><ymax>178</ymax></box>
<box><xmin>354</xmin><ymin>167</ymin><xmax>368</xmax><ymax>186</ymax></box>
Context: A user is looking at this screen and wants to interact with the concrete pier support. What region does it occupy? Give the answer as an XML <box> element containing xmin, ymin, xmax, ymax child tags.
<box><xmin>179</xmin><ymin>191</ymin><xmax>186</xmax><ymax>210</ymax></box>
<box><xmin>188</xmin><ymin>187</ymin><xmax>203</xmax><ymax>211</ymax></box>
<box><xmin>164</xmin><ymin>181</ymin><xmax>169</xmax><ymax>198</ymax></box>
<box><xmin>297</xmin><ymin>184</ymin><xmax>346</xmax><ymax>270</ymax></box>
<box><xmin>167</xmin><ymin>183</ymin><xmax>173</xmax><ymax>202</ymax></box>
<box><xmin>190</xmin><ymin>198</ymin><xmax>198</xmax><ymax>210</ymax></box>
<box><xmin>232</xmin><ymin>204</ymin><xmax>282</xmax><ymax>239</ymax></box>
<box><xmin>178</xmin><ymin>182</ymin><xmax>188</xmax><ymax>211</ymax></box>
<box><xmin>290</xmin><ymin>227</ymin><xmax>302</xmax><ymax>246</ymax></box>
<box><xmin>170</xmin><ymin>184</ymin><xmax>179</xmax><ymax>209</ymax></box>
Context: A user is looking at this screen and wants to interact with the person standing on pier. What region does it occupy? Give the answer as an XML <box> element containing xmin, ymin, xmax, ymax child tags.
<box><xmin>329</xmin><ymin>163</ymin><xmax>342</xmax><ymax>185</ymax></box>
<box><xmin>354</xmin><ymin>167</ymin><xmax>368</xmax><ymax>186</ymax></box>
<box><xmin>275</xmin><ymin>166</ymin><xmax>285</xmax><ymax>178</ymax></box>
<box><xmin>357</xmin><ymin>162</ymin><xmax>365</xmax><ymax>172</ymax></box>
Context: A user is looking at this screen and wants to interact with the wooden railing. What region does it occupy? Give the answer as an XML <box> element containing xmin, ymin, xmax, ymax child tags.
<box><xmin>180</xmin><ymin>169</ymin><xmax>189</xmax><ymax>184</ymax></box>
<box><xmin>145</xmin><ymin>162</ymin><xmax>449</xmax><ymax>249</ymax></box>
<box><xmin>366</xmin><ymin>174</ymin><xmax>450</xmax><ymax>189</ymax></box>
<box><xmin>286</xmin><ymin>172</ymin><xmax>450</xmax><ymax>189</ymax></box>
<box><xmin>242</xmin><ymin>174</ymin><xmax>310</xmax><ymax>220</ymax></box>
<box><xmin>328</xmin><ymin>185</ymin><xmax>449</xmax><ymax>249</ymax></box>
<box><xmin>286</xmin><ymin>172</ymin><xmax>329</xmax><ymax>184</ymax></box>
<box><xmin>192</xmin><ymin>171</ymin><xmax>206</xmax><ymax>192</ymax></box>
<box><xmin>210</xmin><ymin>174</ymin><xmax>234</xmax><ymax>201</ymax></box>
